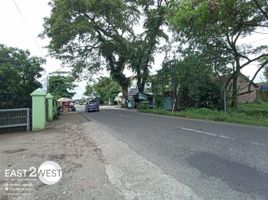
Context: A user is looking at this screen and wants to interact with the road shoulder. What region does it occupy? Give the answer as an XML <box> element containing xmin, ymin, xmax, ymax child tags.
<box><xmin>0</xmin><ymin>113</ymin><xmax>123</xmax><ymax>200</ymax></box>
<box><xmin>82</xmin><ymin>117</ymin><xmax>201</xmax><ymax>200</ymax></box>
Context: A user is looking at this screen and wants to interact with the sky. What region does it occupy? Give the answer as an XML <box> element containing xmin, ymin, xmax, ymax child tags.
<box><xmin>0</xmin><ymin>0</ymin><xmax>267</xmax><ymax>99</ymax></box>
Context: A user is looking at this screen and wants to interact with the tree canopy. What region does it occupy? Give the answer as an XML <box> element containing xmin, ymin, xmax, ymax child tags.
<box><xmin>153</xmin><ymin>53</ymin><xmax>222</xmax><ymax>109</ymax></box>
<box><xmin>0</xmin><ymin>44</ymin><xmax>45</xmax><ymax>96</ymax></box>
<box><xmin>42</xmin><ymin>0</ymin><xmax>137</xmax><ymax>97</ymax></box>
<box><xmin>48</xmin><ymin>74</ymin><xmax>76</xmax><ymax>99</ymax></box>
<box><xmin>84</xmin><ymin>77</ymin><xmax>120</xmax><ymax>104</ymax></box>
<box><xmin>42</xmin><ymin>0</ymin><xmax>170</xmax><ymax>99</ymax></box>
<box><xmin>128</xmin><ymin>0</ymin><xmax>169</xmax><ymax>92</ymax></box>
<box><xmin>42</xmin><ymin>0</ymin><xmax>268</xmax><ymax>110</ymax></box>
<box><xmin>168</xmin><ymin>0</ymin><xmax>268</xmax><ymax>108</ymax></box>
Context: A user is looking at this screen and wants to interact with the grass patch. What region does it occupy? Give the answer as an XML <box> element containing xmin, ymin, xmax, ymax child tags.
<box><xmin>139</xmin><ymin>103</ymin><xmax>268</xmax><ymax>127</ymax></box>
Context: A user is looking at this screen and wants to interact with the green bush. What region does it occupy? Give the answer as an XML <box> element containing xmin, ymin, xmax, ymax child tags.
<box><xmin>139</xmin><ymin>101</ymin><xmax>149</xmax><ymax>110</ymax></box>
<box><xmin>154</xmin><ymin>96</ymin><xmax>163</xmax><ymax>109</ymax></box>
<box><xmin>256</xmin><ymin>90</ymin><xmax>268</xmax><ymax>102</ymax></box>
<box><xmin>139</xmin><ymin>104</ymin><xmax>268</xmax><ymax>127</ymax></box>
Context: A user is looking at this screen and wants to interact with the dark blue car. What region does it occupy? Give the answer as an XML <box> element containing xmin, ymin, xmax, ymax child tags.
<box><xmin>85</xmin><ymin>101</ymin><xmax>99</xmax><ymax>112</ymax></box>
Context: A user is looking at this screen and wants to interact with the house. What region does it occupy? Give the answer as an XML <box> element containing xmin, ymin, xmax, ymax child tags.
<box><xmin>127</xmin><ymin>87</ymin><xmax>153</xmax><ymax>108</ymax></box>
<box><xmin>236</xmin><ymin>76</ymin><xmax>259</xmax><ymax>103</ymax></box>
<box><xmin>114</xmin><ymin>77</ymin><xmax>153</xmax><ymax>108</ymax></box>
<box><xmin>127</xmin><ymin>78</ymin><xmax>154</xmax><ymax>108</ymax></box>
<box><xmin>128</xmin><ymin>78</ymin><xmax>152</xmax><ymax>94</ymax></box>
<box><xmin>219</xmin><ymin>74</ymin><xmax>259</xmax><ymax>103</ymax></box>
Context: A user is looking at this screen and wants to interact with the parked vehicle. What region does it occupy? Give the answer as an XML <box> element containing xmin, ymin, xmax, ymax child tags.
<box><xmin>85</xmin><ymin>101</ymin><xmax>99</xmax><ymax>112</ymax></box>
<box><xmin>70</xmin><ymin>105</ymin><xmax>76</xmax><ymax>112</ymax></box>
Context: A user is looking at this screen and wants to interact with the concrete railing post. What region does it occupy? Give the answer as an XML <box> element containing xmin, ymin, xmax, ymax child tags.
<box><xmin>46</xmin><ymin>93</ymin><xmax>54</xmax><ymax>121</ymax></box>
<box><xmin>31</xmin><ymin>88</ymin><xmax>46</xmax><ymax>131</ymax></box>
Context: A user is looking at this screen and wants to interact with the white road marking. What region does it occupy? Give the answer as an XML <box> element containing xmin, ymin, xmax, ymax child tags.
<box><xmin>119</xmin><ymin>114</ymin><xmax>131</xmax><ymax>118</ymax></box>
<box><xmin>181</xmin><ymin>127</ymin><xmax>267</xmax><ymax>147</ymax></box>
<box><xmin>182</xmin><ymin>127</ymin><xmax>231</xmax><ymax>140</ymax></box>
<box><xmin>249</xmin><ymin>141</ymin><xmax>266</xmax><ymax>146</ymax></box>
<box><xmin>182</xmin><ymin>127</ymin><xmax>217</xmax><ymax>137</ymax></box>
<box><xmin>219</xmin><ymin>135</ymin><xmax>231</xmax><ymax>139</ymax></box>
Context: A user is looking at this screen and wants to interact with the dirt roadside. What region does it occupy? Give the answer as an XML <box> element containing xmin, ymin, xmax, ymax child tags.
<box><xmin>0</xmin><ymin>113</ymin><xmax>123</xmax><ymax>200</ymax></box>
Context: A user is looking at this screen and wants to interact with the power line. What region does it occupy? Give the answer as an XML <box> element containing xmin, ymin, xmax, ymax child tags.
<box><xmin>12</xmin><ymin>0</ymin><xmax>44</xmax><ymax>56</ymax></box>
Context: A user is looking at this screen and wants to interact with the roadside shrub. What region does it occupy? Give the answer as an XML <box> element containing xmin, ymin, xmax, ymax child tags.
<box><xmin>256</xmin><ymin>90</ymin><xmax>268</xmax><ymax>102</ymax></box>
<box><xmin>139</xmin><ymin>101</ymin><xmax>149</xmax><ymax>110</ymax></box>
<box><xmin>154</xmin><ymin>96</ymin><xmax>164</xmax><ymax>109</ymax></box>
<box><xmin>179</xmin><ymin>75</ymin><xmax>222</xmax><ymax>109</ymax></box>
<box><xmin>139</xmin><ymin>106</ymin><xmax>268</xmax><ymax>127</ymax></box>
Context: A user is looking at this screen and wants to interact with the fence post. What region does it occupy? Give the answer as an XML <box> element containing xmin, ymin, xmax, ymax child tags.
<box><xmin>31</xmin><ymin>88</ymin><xmax>46</xmax><ymax>131</ymax></box>
<box><xmin>46</xmin><ymin>93</ymin><xmax>54</xmax><ymax>121</ymax></box>
<box><xmin>26</xmin><ymin>108</ymin><xmax>30</xmax><ymax>132</ymax></box>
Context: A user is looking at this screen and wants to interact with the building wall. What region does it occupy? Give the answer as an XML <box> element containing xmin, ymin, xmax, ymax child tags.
<box><xmin>237</xmin><ymin>82</ymin><xmax>257</xmax><ymax>103</ymax></box>
<box><xmin>128</xmin><ymin>78</ymin><xmax>152</xmax><ymax>93</ymax></box>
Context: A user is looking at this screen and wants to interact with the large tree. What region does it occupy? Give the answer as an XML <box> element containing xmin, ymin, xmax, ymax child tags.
<box><xmin>0</xmin><ymin>44</ymin><xmax>45</xmax><ymax>96</ymax></box>
<box><xmin>42</xmin><ymin>0</ymin><xmax>171</xmax><ymax>101</ymax></box>
<box><xmin>169</xmin><ymin>0</ymin><xmax>268</xmax><ymax>108</ymax></box>
<box><xmin>128</xmin><ymin>0</ymin><xmax>169</xmax><ymax>93</ymax></box>
<box><xmin>42</xmin><ymin>0</ymin><xmax>138</xmax><ymax>99</ymax></box>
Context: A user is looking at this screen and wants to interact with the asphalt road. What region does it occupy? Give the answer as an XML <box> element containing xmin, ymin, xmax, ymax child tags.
<box><xmin>82</xmin><ymin>107</ymin><xmax>268</xmax><ymax>200</ymax></box>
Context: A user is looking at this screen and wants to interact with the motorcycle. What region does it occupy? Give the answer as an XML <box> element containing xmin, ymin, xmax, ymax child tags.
<box><xmin>70</xmin><ymin>105</ymin><xmax>76</xmax><ymax>112</ymax></box>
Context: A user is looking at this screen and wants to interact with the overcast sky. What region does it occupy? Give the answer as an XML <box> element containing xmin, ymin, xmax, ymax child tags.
<box><xmin>0</xmin><ymin>0</ymin><xmax>267</xmax><ymax>99</ymax></box>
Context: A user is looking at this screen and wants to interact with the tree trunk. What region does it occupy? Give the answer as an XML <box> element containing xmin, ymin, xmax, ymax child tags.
<box><xmin>121</xmin><ymin>86</ymin><xmax>128</xmax><ymax>108</ymax></box>
<box><xmin>230</xmin><ymin>53</ymin><xmax>241</xmax><ymax>110</ymax></box>
<box><xmin>137</xmin><ymin>78</ymin><xmax>146</xmax><ymax>93</ymax></box>
<box><xmin>172</xmin><ymin>94</ymin><xmax>178</xmax><ymax>112</ymax></box>
<box><xmin>231</xmin><ymin>73</ymin><xmax>238</xmax><ymax>109</ymax></box>
<box><xmin>172</xmin><ymin>82</ymin><xmax>178</xmax><ymax>112</ymax></box>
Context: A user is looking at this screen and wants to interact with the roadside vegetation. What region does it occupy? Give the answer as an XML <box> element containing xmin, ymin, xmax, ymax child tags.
<box><xmin>0</xmin><ymin>44</ymin><xmax>45</xmax><ymax>97</ymax></box>
<box><xmin>84</xmin><ymin>77</ymin><xmax>120</xmax><ymax>104</ymax></box>
<box><xmin>0</xmin><ymin>44</ymin><xmax>45</xmax><ymax>109</ymax></box>
<box><xmin>41</xmin><ymin>0</ymin><xmax>268</xmax><ymax>126</ymax></box>
<box><xmin>140</xmin><ymin>102</ymin><xmax>268</xmax><ymax>127</ymax></box>
<box><xmin>1</xmin><ymin>1</ymin><xmax>267</xmax><ymax>128</ymax></box>
<box><xmin>48</xmin><ymin>72</ymin><xmax>77</xmax><ymax>100</ymax></box>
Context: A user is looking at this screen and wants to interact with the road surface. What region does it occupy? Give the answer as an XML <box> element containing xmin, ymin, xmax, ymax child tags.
<box><xmin>82</xmin><ymin>107</ymin><xmax>268</xmax><ymax>200</ymax></box>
